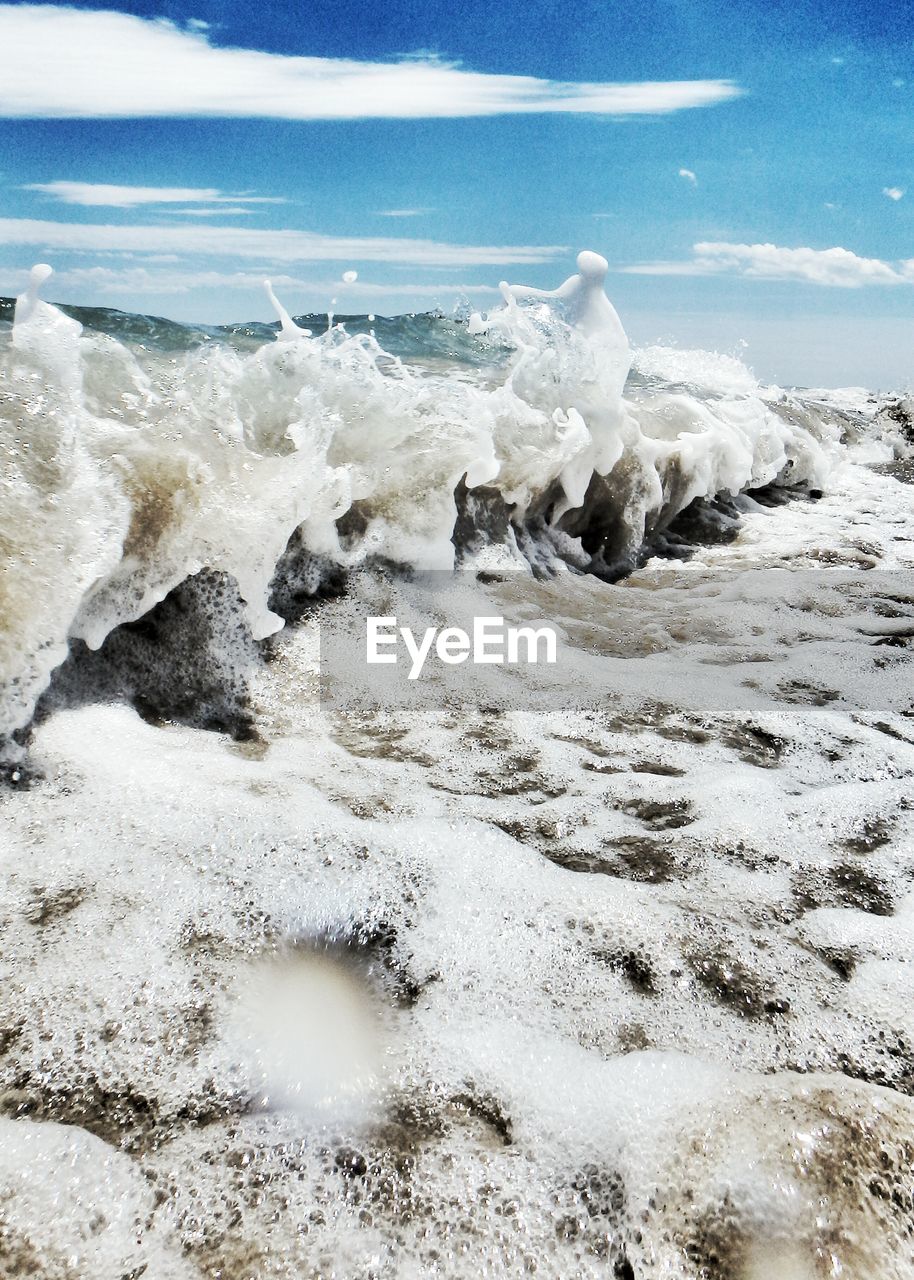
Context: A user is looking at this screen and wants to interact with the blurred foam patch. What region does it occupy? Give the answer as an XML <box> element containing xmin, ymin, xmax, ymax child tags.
<box><xmin>231</xmin><ymin>947</ymin><xmax>386</xmax><ymax>1121</ymax></box>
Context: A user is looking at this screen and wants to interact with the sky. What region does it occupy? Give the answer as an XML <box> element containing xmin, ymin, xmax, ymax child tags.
<box><xmin>0</xmin><ymin>0</ymin><xmax>912</xmax><ymax>387</ymax></box>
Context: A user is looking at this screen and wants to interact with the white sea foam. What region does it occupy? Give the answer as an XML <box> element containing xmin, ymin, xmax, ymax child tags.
<box><xmin>4</xmin><ymin>254</ymin><xmax>904</xmax><ymax>752</ymax></box>
<box><xmin>2</xmin><ymin>528</ymin><xmax>914</xmax><ymax>1273</ymax></box>
<box><xmin>1</xmin><ymin>244</ymin><xmax>914</xmax><ymax>1271</ymax></box>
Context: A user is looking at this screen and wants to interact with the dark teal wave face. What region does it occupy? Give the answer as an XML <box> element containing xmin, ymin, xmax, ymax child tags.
<box><xmin>0</xmin><ymin>292</ymin><xmax>664</xmax><ymax>391</ymax></box>
<box><xmin>0</xmin><ymin>295</ymin><xmax>516</xmax><ymax>367</ymax></box>
<box><xmin>0</xmin><ymin>294</ymin><xmax>218</xmax><ymax>353</ymax></box>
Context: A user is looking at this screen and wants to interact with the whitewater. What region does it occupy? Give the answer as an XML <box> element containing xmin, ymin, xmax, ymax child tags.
<box><xmin>0</xmin><ymin>252</ymin><xmax>913</xmax><ymax>1278</ymax></box>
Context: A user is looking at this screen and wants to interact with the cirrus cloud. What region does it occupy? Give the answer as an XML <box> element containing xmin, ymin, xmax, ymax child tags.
<box><xmin>0</xmin><ymin>5</ymin><xmax>742</xmax><ymax>121</ymax></box>
<box><xmin>0</xmin><ymin>216</ymin><xmax>564</xmax><ymax>266</ymax></box>
<box><xmin>375</xmin><ymin>209</ymin><xmax>436</xmax><ymax>218</ymax></box>
<box><xmin>0</xmin><ymin>264</ymin><xmax>503</xmax><ymax>299</ymax></box>
<box><xmin>22</xmin><ymin>181</ymin><xmax>287</xmax><ymax>207</ymax></box>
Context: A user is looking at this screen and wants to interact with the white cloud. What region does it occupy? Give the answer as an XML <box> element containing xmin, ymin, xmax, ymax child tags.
<box><xmin>0</xmin><ymin>6</ymin><xmax>742</xmax><ymax>120</ymax></box>
<box><xmin>622</xmin><ymin>260</ymin><xmax>712</xmax><ymax>277</ymax></box>
<box><xmin>678</xmin><ymin>168</ymin><xmax>697</xmax><ymax>185</ymax></box>
<box><xmin>0</xmin><ymin>263</ymin><xmax>502</xmax><ymax>299</ymax></box>
<box><xmin>0</xmin><ymin>216</ymin><xmax>563</xmax><ymax>266</ymax></box>
<box><xmin>883</xmin><ymin>187</ymin><xmax>905</xmax><ymax>201</ymax></box>
<box><xmin>23</xmin><ymin>181</ymin><xmax>285</xmax><ymax>207</ymax></box>
<box><xmin>168</xmin><ymin>208</ymin><xmax>255</xmax><ymax>217</ymax></box>
<box><xmin>376</xmin><ymin>209</ymin><xmax>435</xmax><ymax>218</ymax></box>
<box><xmin>626</xmin><ymin>241</ymin><xmax>911</xmax><ymax>287</ymax></box>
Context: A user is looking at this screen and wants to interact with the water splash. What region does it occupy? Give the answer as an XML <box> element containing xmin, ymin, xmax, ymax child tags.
<box><xmin>263</xmin><ymin>278</ymin><xmax>312</xmax><ymax>340</ymax></box>
<box><xmin>13</xmin><ymin>263</ymin><xmax>84</xmax><ymax>392</ymax></box>
<box><xmin>1</xmin><ymin>253</ymin><xmax>901</xmax><ymax>753</ymax></box>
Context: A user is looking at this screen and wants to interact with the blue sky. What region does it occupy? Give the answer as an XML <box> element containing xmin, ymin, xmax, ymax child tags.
<box><xmin>0</xmin><ymin>0</ymin><xmax>912</xmax><ymax>386</ymax></box>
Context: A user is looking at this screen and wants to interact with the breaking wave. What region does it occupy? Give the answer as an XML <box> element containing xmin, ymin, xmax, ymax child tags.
<box><xmin>1</xmin><ymin>253</ymin><xmax>909</xmax><ymax>754</ymax></box>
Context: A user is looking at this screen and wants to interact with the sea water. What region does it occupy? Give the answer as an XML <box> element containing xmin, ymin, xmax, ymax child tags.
<box><xmin>0</xmin><ymin>255</ymin><xmax>913</xmax><ymax>1278</ymax></box>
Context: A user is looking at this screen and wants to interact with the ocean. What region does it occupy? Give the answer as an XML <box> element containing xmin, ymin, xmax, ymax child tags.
<box><xmin>1</xmin><ymin>255</ymin><xmax>913</xmax><ymax>1278</ymax></box>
